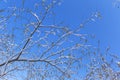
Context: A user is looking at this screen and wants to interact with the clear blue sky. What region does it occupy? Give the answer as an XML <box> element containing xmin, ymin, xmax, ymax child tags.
<box><xmin>54</xmin><ymin>0</ymin><xmax>120</xmax><ymax>55</ymax></box>
<box><xmin>0</xmin><ymin>0</ymin><xmax>120</xmax><ymax>79</ymax></box>
<box><xmin>1</xmin><ymin>0</ymin><xmax>119</xmax><ymax>54</ymax></box>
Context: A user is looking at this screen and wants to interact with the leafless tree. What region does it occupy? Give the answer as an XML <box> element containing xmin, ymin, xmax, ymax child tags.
<box><xmin>0</xmin><ymin>0</ymin><xmax>119</xmax><ymax>80</ymax></box>
<box><xmin>84</xmin><ymin>44</ymin><xmax>120</xmax><ymax>80</ymax></box>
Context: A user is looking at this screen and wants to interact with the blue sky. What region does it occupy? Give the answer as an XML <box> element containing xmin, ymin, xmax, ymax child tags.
<box><xmin>1</xmin><ymin>0</ymin><xmax>119</xmax><ymax>54</ymax></box>
<box><xmin>54</xmin><ymin>0</ymin><xmax>120</xmax><ymax>55</ymax></box>
<box><xmin>0</xmin><ymin>0</ymin><xmax>120</xmax><ymax>79</ymax></box>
